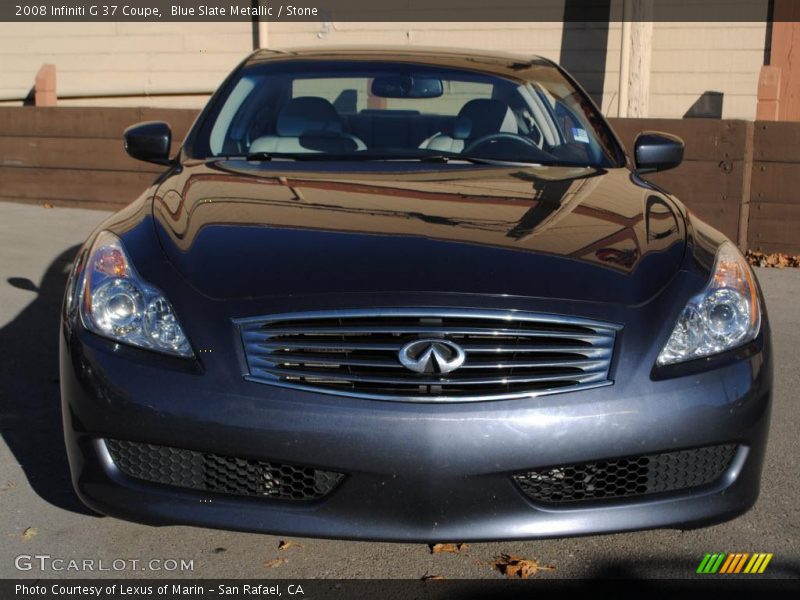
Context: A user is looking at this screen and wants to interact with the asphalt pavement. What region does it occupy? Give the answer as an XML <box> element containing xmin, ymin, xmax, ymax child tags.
<box><xmin>0</xmin><ymin>201</ymin><xmax>797</xmax><ymax>579</ymax></box>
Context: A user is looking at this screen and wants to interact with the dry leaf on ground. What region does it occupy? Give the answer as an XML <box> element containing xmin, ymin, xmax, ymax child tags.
<box><xmin>263</xmin><ymin>557</ymin><xmax>287</xmax><ymax>568</ymax></box>
<box><xmin>21</xmin><ymin>527</ymin><xmax>38</xmax><ymax>541</ymax></box>
<box><xmin>746</xmin><ymin>250</ymin><xmax>800</xmax><ymax>269</ymax></box>
<box><xmin>429</xmin><ymin>543</ymin><xmax>470</xmax><ymax>554</ymax></box>
<box><xmin>492</xmin><ymin>553</ymin><xmax>555</xmax><ymax>579</ymax></box>
<box><xmin>278</xmin><ymin>540</ymin><xmax>303</xmax><ymax>551</ymax></box>
<box><xmin>421</xmin><ymin>574</ymin><xmax>446</xmax><ymax>580</ymax></box>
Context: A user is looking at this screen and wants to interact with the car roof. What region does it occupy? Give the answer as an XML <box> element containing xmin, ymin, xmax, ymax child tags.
<box><xmin>244</xmin><ymin>46</ymin><xmax>554</xmax><ymax>79</ymax></box>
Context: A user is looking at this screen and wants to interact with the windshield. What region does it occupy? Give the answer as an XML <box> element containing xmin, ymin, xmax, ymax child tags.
<box><xmin>187</xmin><ymin>59</ymin><xmax>624</xmax><ymax>167</ymax></box>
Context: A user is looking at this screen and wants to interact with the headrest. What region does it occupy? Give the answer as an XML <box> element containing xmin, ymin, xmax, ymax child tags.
<box><xmin>276</xmin><ymin>97</ymin><xmax>343</xmax><ymax>137</ymax></box>
<box><xmin>453</xmin><ymin>99</ymin><xmax>518</xmax><ymax>140</ymax></box>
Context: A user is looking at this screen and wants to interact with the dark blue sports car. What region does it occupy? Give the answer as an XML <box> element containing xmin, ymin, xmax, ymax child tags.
<box><xmin>59</xmin><ymin>48</ymin><xmax>771</xmax><ymax>541</ymax></box>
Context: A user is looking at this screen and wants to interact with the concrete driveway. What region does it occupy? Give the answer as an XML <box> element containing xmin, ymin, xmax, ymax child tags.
<box><xmin>0</xmin><ymin>201</ymin><xmax>797</xmax><ymax>579</ymax></box>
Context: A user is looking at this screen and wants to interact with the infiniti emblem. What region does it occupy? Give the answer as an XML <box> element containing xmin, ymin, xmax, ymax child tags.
<box><xmin>398</xmin><ymin>338</ymin><xmax>466</xmax><ymax>374</ymax></box>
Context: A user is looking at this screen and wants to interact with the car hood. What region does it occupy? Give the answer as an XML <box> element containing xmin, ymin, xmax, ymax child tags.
<box><xmin>151</xmin><ymin>161</ymin><xmax>685</xmax><ymax>305</ymax></box>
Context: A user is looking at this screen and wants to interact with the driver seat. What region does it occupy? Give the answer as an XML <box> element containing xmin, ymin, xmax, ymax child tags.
<box><xmin>420</xmin><ymin>99</ymin><xmax>518</xmax><ymax>153</ymax></box>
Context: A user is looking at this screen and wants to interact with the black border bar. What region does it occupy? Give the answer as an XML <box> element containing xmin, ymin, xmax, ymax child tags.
<box><xmin>1</xmin><ymin>0</ymin><xmax>793</xmax><ymax>23</ymax></box>
<box><xmin>4</xmin><ymin>578</ymin><xmax>800</xmax><ymax>599</ymax></box>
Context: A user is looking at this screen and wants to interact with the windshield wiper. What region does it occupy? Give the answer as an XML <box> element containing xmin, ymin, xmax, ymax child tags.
<box><xmin>222</xmin><ymin>151</ymin><xmax>542</xmax><ymax>166</ymax></box>
<box><xmin>243</xmin><ymin>151</ymin><xmax>302</xmax><ymax>161</ymax></box>
<box><xmin>211</xmin><ymin>152</ymin><xmax>300</xmax><ymax>161</ymax></box>
<box><xmin>240</xmin><ymin>150</ymin><xmax>498</xmax><ymax>163</ymax></box>
<box><xmin>245</xmin><ymin>151</ymin><xmax>274</xmax><ymax>161</ymax></box>
<box><xmin>417</xmin><ymin>154</ymin><xmax>498</xmax><ymax>165</ymax></box>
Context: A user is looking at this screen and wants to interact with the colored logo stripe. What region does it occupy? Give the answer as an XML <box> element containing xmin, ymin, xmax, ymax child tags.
<box><xmin>697</xmin><ymin>553</ymin><xmax>726</xmax><ymax>573</ymax></box>
<box><xmin>720</xmin><ymin>553</ymin><xmax>748</xmax><ymax>573</ymax></box>
<box><xmin>697</xmin><ymin>553</ymin><xmax>773</xmax><ymax>574</ymax></box>
<box><xmin>719</xmin><ymin>553</ymin><xmax>737</xmax><ymax>573</ymax></box>
<box><xmin>744</xmin><ymin>553</ymin><xmax>773</xmax><ymax>574</ymax></box>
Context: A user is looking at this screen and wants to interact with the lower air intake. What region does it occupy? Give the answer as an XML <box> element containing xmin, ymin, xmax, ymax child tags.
<box><xmin>513</xmin><ymin>444</ymin><xmax>737</xmax><ymax>504</ymax></box>
<box><xmin>105</xmin><ymin>439</ymin><xmax>344</xmax><ymax>501</ymax></box>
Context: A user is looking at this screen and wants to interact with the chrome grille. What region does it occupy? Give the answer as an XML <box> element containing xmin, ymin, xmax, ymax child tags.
<box><xmin>235</xmin><ymin>309</ymin><xmax>619</xmax><ymax>402</ymax></box>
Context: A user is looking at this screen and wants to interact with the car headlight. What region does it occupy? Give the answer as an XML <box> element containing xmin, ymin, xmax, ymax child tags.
<box><xmin>79</xmin><ymin>231</ymin><xmax>193</xmax><ymax>357</ymax></box>
<box><xmin>656</xmin><ymin>241</ymin><xmax>760</xmax><ymax>366</ymax></box>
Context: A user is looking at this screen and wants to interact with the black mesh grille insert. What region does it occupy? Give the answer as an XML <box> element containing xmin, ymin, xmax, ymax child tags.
<box><xmin>513</xmin><ymin>444</ymin><xmax>737</xmax><ymax>504</ymax></box>
<box><xmin>105</xmin><ymin>439</ymin><xmax>344</xmax><ymax>501</ymax></box>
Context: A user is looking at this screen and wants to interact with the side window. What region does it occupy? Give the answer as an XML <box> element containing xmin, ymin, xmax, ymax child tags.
<box><xmin>528</xmin><ymin>82</ymin><xmax>604</xmax><ymax>163</ymax></box>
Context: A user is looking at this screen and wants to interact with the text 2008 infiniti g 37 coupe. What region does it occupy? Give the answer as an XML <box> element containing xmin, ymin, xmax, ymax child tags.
<box><xmin>60</xmin><ymin>47</ymin><xmax>771</xmax><ymax>541</ymax></box>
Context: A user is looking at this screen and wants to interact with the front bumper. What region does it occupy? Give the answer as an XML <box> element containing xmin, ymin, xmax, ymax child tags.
<box><xmin>60</xmin><ymin>294</ymin><xmax>772</xmax><ymax>542</ymax></box>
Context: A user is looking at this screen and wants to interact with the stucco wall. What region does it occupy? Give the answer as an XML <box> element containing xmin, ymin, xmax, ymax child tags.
<box><xmin>0</xmin><ymin>22</ymin><xmax>252</xmax><ymax>108</ymax></box>
<box><xmin>0</xmin><ymin>7</ymin><xmax>770</xmax><ymax>119</ymax></box>
<box><xmin>649</xmin><ymin>21</ymin><xmax>768</xmax><ymax>119</ymax></box>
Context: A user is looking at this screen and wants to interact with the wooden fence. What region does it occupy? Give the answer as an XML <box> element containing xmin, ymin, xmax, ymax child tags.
<box><xmin>611</xmin><ymin>119</ymin><xmax>753</xmax><ymax>248</ymax></box>
<box><xmin>750</xmin><ymin>122</ymin><xmax>800</xmax><ymax>253</ymax></box>
<box><xmin>0</xmin><ymin>108</ymin><xmax>196</xmax><ymax>211</ymax></box>
<box><xmin>0</xmin><ymin>107</ymin><xmax>798</xmax><ymax>252</ymax></box>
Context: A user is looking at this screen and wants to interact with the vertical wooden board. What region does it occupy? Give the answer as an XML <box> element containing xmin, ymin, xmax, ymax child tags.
<box><xmin>0</xmin><ymin>137</ymin><xmax>164</xmax><ymax>172</ymax></box>
<box><xmin>0</xmin><ymin>195</ymin><xmax>123</xmax><ymax>212</ymax></box>
<box><xmin>0</xmin><ymin>107</ymin><xmax>199</xmax><ymax>139</ymax></box>
<box><xmin>738</xmin><ymin>121</ymin><xmax>755</xmax><ymax>250</ymax></box>
<box><xmin>607</xmin><ymin>119</ymin><xmax>750</xmax><ymax>244</ymax></box>
<box><xmin>750</xmin><ymin>162</ymin><xmax>800</xmax><ymax>204</ymax></box>
<box><xmin>0</xmin><ymin>167</ymin><xmax>155</xmax><ymax>205</ymax></box>
<box><xmin>644</xmin><ymin>161</ymin><xmax>744</xmax><ymax>204</ymax></box>
<box><xmin>748</xmin><ymin>203</ymin><xmax>800</xmax><ymax>253</ymax></box>
<box><xmin>682</xmin><ymin>202</ymin><xmax>742</xmax><ymax>243</ymax></box>
<box><xmin>642</xmin><ymin>160</ymin><xmax>745</xmax><ymax>242</ymax></box>
<box><xmin>0</xmin><ymin>107</ymin><xmax>138</xmax><ymax>139</ymax></box>
<box><xmin>753</xmin><ymin>121</ymin><xmax>800</xmax><ymax>162</ymax></box>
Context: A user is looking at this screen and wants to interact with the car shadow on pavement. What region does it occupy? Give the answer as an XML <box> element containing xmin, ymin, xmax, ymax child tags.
<box><xmin>0</xmin><ymin>245</ymin><xmax>99</xmax><ymax>516</ymax></box>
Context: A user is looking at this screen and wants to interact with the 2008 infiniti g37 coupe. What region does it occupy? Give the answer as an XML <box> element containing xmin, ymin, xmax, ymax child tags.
<box><xmin>60</xmin><ymin>47</ymin><xmax>771</xmax><ymax>541</ymax></box>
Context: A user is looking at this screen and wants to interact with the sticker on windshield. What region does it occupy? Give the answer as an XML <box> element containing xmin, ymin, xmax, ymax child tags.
<box><xmin>571</xmin><ymin>128</ymin><xmax>590</xmax><ymax>143</ymax></box>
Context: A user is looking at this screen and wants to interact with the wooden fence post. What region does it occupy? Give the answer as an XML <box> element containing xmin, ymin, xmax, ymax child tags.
<box><xmin>34</xmin><ymin>64</ymin><xmax>57</xmax><ymax>107</ymax></box>
<box><xmin>738</xmin><ymin>121</ymin><xmax>755</xmax><ymax>250</ymax></box>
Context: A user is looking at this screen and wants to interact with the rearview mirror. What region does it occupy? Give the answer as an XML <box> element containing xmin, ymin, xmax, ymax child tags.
<box><xmin>633</xmin><ymin>132</ymin><xmax>684</xmax><ymax>173</ymax></box>
<box><xmin>370</xmin><ymin>76</ymin><xmax>443</xmax><ymax>99</ymax></box>
<box><xmin>123</xmin><ymin>121</ymin><xmax>172</xmax><ymax>165</ymax></box>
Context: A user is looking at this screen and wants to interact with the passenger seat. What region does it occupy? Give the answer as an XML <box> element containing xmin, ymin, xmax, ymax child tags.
<box><xmin>249</xmin><ymin>97</ymin><xmax>366</xmax><ymax>154</ymax></box>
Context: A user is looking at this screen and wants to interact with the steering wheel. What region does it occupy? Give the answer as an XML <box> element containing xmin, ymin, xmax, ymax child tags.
<box><xmin>463</xmin><ymin>132</ymin><xmax>543</xmax><ymax>156</ymax></box>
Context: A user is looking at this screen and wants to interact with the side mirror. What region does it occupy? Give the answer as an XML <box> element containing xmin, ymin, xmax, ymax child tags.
<box><xmin>123</xmin><ymin>121</ymin><xmax>172</xmax><ymax>165</ymax></box>
<box><xmin>633</xmin><ymin>132</ymin><xmax>684</xmax><ymax>173</ymax></box>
